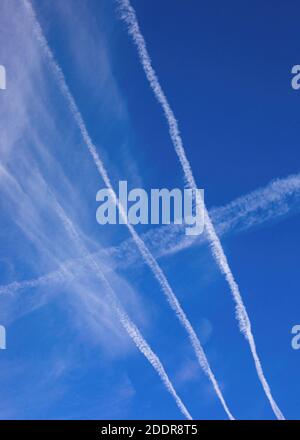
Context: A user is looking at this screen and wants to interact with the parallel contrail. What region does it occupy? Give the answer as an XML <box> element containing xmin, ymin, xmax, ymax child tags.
<box><xmin>23</xmin><ymin>0</ymin><xmax>234</xmax><ymax>419</ymax></box>
<box><xmin>118</xmin><ymin>0</ymin><xmax>285</xmax><ymax>420</ymax></box>
<box><xmin>52</xmin><ymin>196</ymin><xmax>192</xmax><ymax>420</ymax></box>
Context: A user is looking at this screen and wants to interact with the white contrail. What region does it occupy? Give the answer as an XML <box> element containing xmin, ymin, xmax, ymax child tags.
<box><xmin>52</xmin><ymin>196</ymin><xmax>192</xmax><ymax>420</ymax></box>
<box><xmin>22</xmin><ymin>0</ymin><xmax>234</xmax><ymax>419</ymax></box>
<box><xmin>118</xmin><ymin>0</ymin><xmax>285</xmax><ymax>420</ymax></box>
<box><xmin>2</xmin><ymin>171</ymin><xmax>300</xmax><ymax>295</ymax></box>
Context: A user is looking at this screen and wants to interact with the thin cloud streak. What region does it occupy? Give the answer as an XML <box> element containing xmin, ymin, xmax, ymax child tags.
<box><xmin>118</xmin><ymin>0</ymin><xmax>284</xmax><ymax>419</ymax></box>
<box><xmin>117</xmin><ymin>171</ymin><xmax>300</xmax><ymax>264</ymax></box>
<box><xmin>22</xmin><ymin>0</ymin><xmax>233</xmax><ymax>419</ymax></box>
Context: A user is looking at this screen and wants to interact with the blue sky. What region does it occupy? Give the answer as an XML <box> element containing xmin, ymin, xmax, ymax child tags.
<box><xmin>0</xmin><ymin>0</ymin><xmax>300</xmax><ymax>420</ymax></box>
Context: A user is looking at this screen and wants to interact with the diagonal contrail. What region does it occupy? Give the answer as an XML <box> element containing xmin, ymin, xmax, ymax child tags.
<box><xmin>22</xmin><ymin>0</ymin><xmax>234</xmax><ymax>419</ymax></box>
<box><xmin>52</xmin><ymin>193</ymin><xmax>192</xmax><ymax>420</ymax></box>
<box><xmin>118</xmin><ymin>0</ymin><xmax>285</xmax><ymax>420</ymax></box>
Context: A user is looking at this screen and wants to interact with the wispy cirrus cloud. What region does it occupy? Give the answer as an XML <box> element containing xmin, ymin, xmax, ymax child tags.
<box><xmin>0</xmin><ymin>0</ymin><xmax>194</xmax><ymax>419</ymax></box>
<box><xmin>0</xmin><ymin>0</ymin><xmax>146</xmax><ymax>349</ymax></box>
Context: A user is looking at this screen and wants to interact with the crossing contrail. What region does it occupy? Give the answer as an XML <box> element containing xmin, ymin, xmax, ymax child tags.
<box><xmin>52</xmin><ymin>194</ymin><xmax>192</xmax><ymax>420</ymax></box>
<box><xmin>2</xmin><ymin>171</ymin><xmax>299</xmax><ymax>296</ymax></box>
<box><xmin>118</xmin><ymin>0</ymin><xmax>285</xmax><ymax>420</ymax></box>
<box><xmin>23</xmin><ymin>0</ymin><xmax>234</xmax><ymax>419</ymax></box>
